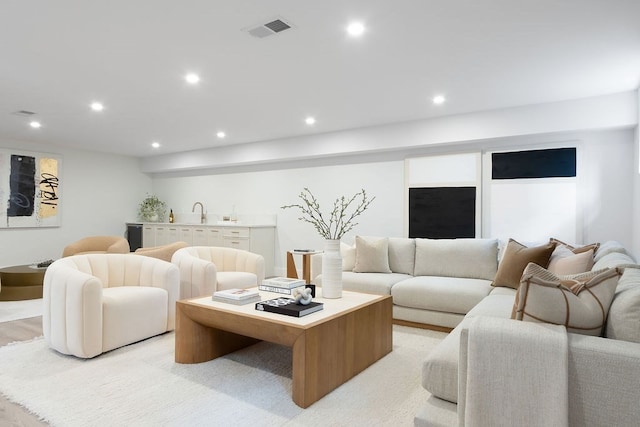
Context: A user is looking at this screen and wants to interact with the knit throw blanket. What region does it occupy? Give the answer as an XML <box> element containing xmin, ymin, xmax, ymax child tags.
<box><xmin>462</xmin><ymin>316</ymin><xmax>568</xmax><ymax>427</ymax></box>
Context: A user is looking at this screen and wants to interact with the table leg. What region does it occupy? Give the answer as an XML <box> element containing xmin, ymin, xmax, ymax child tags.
<box><xmin>286</xmin><ymin>251</ymin><xmax>298</xmax><ymax>279</ymax></box>
<box><xmin>175</xmin><ymin>303</ymin><xmax>259</xmax><ymax>364</ymax></box>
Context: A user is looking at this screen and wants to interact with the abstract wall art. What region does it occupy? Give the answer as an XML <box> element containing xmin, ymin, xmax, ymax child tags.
<box><xmin>0</xmin><ymin>149</ymin><xmax>62</xmax><ymax>228</ymax></box>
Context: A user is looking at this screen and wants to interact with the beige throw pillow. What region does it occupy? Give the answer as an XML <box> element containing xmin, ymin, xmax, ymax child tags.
<box><xmin>549</xmin><ymin>238</ymin><xmax>600</xmax><ymax>254</ymax></box>
<box><xmin>353</xmin><ymin>236</ymin><xmax>392</xmax><ymax>273</ymax></box>
<box><xmin>512</xmin><ymin>263</ymin><xmax>623</xmax><ymax>336</ymax></box>
<box><xmin>492</xmin><ymin>239</ymin><xmax>556</xmax><ymax>289</ymax></box>
<box><xmin>548</xmin><ymin>248</ymin><xmax>595</xmax><ymax>275</ymax></box>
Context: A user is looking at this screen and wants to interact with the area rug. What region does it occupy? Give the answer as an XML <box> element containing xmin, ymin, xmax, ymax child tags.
<box><xmin>0</xmin><ymin>325</ymin><xmax>445</xmax><ymax>426</ymax></box>
<box><xmin>0</xmin><ymin>298</ymin><xmax>43</xmax><ymax>323</ymax></box>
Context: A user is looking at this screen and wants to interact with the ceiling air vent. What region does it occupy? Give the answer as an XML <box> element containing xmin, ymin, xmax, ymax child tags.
<box><xmin>245</xmin><ymin>17</ymin><xmax>293</xmax><ymax>38</ymax></box>
<box><xmin>12</xmin><ymin>110</ymin><xmax>36</xmax><ymax>117</ymax></box>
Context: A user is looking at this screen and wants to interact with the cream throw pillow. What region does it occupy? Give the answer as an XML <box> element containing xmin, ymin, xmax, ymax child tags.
<box><xmin>512</xmin><ymin>263</ymin><xmax>623</xmax><ymax>336</ymax></box>
<box><xmin>353</xmin><ymin>236</ymin><xmax>392</xmax><ymax>273</ymax></box>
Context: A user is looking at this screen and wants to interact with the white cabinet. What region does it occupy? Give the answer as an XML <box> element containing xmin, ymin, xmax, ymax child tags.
<box><xmin>178</xmin><ymin>226</ymin><xmax>193</xmax><ymax>245</ymax></box>
<box><xmin>191</xmin><ymin>227</ymin><xmax>208</xmax><ymax>246</ymax></box>
<box><xmin>140</xmin><ymin>223</ymin><xmax>276</xmax><ymax>276</ymax></box>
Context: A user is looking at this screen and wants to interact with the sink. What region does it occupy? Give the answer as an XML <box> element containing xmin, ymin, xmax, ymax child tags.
<box><xmin>174</xmin><ymin>212</ymin><xmax>204</xmax><ymax>224</ymax></box>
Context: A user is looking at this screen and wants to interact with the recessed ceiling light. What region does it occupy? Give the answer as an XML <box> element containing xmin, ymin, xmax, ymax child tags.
<box><xmin>185</xmin><ymin>73</ymin><xmax>200</xmax><ymax>84</ymax></box>
<box><xmin>29</xmin><ymin>121</ymin><xmax>41</xmax><ymax>129</ymax></box>
<box><xmin>305</xmin><ymin>116</ymin><xmax>316</xmax><ymax>125</ymax></box>
<box><xmin>151</xmin><ymin>141</ymin><xmax>161</xmax><ymax>149</ymax></box>
<box><xmin>216</xmin><ymin>131</ymin><xmax>226</xmax><ymax>139</ymax></box>
<box><xmin>347</xmin><ymin>22</ymin><xmax>365</xmax><ymax>37</ymax></box>
<box><xmin>90</xmin><ymin>102</ymin><xmax>104</xmax><ymax>112</ymax></box>
<box><xmin>432</xmin><ymin>95</ymin><xmax>446</xmax><ymax>105</ymax></box>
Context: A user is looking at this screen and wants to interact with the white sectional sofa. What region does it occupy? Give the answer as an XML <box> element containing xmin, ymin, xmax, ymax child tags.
<box><xmin>314</xmin><ymin>236</ymin><xmax>504</xmax><ymax>330</ymax></box>
<box><xmin>314</xmin><ymin>237</ymin><xmax>640</xmax><ymax>426</ymax></box>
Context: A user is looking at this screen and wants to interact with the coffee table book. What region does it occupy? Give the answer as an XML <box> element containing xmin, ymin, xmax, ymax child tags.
<box><xmin>258</xmin><ymin>283</ymin><xmax>305</xmax><ymax>295</ymax></box>
<box><xmin>213</xmin><ymin>288</ymin><xmax>260</xmax><ymax>300</ymax></box>
<box><xmin>212</xmin><ymin>294</ymin><xmax>262</xmax><ymax>305</ymax></box>
<box><xmin>262</xmin><ymin>277</ymin><xmax>306</xmax><ymax>289</ymax></box>
<box><xmin>255</xmin><ymin>297</ymin><xmax>323</xmax><ymax>317</ymax></box>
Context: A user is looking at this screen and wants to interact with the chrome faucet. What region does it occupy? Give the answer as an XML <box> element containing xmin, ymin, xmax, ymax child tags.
<box><xmin>192</xmin><ymin>202</ymin><xmax>206</xmax><ymax>224</ymax></box>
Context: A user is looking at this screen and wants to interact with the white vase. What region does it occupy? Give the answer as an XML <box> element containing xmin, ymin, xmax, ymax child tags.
<box><xmin>322</xmin><ymin>239</ymin><xmax>343</xmax><ymax>298</ymax></box>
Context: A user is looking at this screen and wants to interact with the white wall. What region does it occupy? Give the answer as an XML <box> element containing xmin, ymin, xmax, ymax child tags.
<box><xmin>0</xmin><ymin>139</ymin><xmax>152</xmax><ymax>267</ymax></box>
<box><xmin>633</xmin><ymin>89</ymin><xmax>640</xmax><ymax>259</ymax></box>
<box><xmin>152</xmin><ymin>162</ymin><xmax>405</xmax><ymax>276</ymax></box>
<box><xmin>152</xmin><ymin>128</ymin><xmax>636</xmax><ymax>275</ymax></box>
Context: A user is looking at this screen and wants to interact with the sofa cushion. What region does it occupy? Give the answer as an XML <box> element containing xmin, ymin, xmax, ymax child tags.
<box><xmin>606</xmin><ymin>265</ymin><xmax>640</xmax><ymax>343</ymax></box>
<box><xmin>353</xmin><ymin>236</ymin><xmax>392</xmax><ymax>273</ymax></box>
<box><xmin>548</xmin><ymin>247</ymin><xmax>594</xmax><ymax>275</ymax></box>
<box><xmin>391</xmin><ymin>276</ymin><xmax>493</xmax><ymax>315</ymax></box>
<box><xmin>102</xmin><ymin>286</ymin><xmax>168</xmax><ymax>353</ymax></box>
<box><xmin>422</xmin><ymin>317</ymin><xmax>467</xmax><ymax>403</ymax></box>
<box><xmin>593</xmin><ymin>250</ymin><xmax>636</xmax><ymax>271</ymax></box>
<box><xmin>513</xmin><ymin>263</ymin><xmax>622</xmax><ymax>336</ymax></box>
<box><xmin>593</xmin><ymin>240</ymin><xmax>630</xmax><ymax>263</ymax></box>
<box><xmin>324</xmin><ymin>271</ymin><xmax>410</xmax><ymax>295</ymax></box>
<box><xmin>388</xmin><ymin>237</ymin><xmax>415</xmax><ymax>275</ymax></box>
<box><xmin>414</xmin><ymin>238</ymin><xmax>498</xmax><ymax>280</ymax></box>
<box><xmin>421</xmin><ymin>295</ymin><xmax>516</xmax><ymax>404</ymax></box>
<box><xmin>492</xmin><ymin>238</ymin><xmax>555</xmax><ymax>289</ymax></box>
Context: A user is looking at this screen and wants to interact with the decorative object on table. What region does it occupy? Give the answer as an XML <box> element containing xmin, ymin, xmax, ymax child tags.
<box><xmin>137</xmin><ymin>194</ymin><xmax>167</xmax><ymax>222</ymax></box>
<box><xmin>35</xmin><ymin>259</ymin><xmax>55</xmax><ymax>268</ymax></box>
<box><xmin>212</xmin><ymin>288</ymin><xmax>261</xmax><ymax>305</ymax></box>
<box><xmin>282</xmin><ymin>188</ymin><xmax>375</xmax><ymax>299</ymax></box>
<box><xmin>259</xmin><ymin>276</ymin><xmax>306</xmax><ymax>295</ymax></box>
<box><xmin>292</xmin><ymin>287</ymin><xmax>313</xmax><ymax>305</ymax></box>
<box><xmin>255</xmin><ymin>297</ymin><xmax>324</xmax><ymax>317</ymax></box>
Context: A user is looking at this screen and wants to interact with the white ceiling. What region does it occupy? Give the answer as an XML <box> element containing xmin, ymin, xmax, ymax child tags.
<box><xmin>1</xmin><ymin>0</ymin><xmax>639</xmax><ymax>159</ymax></box>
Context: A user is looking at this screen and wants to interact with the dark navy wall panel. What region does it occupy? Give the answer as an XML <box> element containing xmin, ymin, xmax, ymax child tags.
<box><xmin>408</xmin><ymin>187</ymin><xmax>476</xmax><ymax>239</ymax></box>
<box><xmin>492</xmin><ymin>147</ymin><xmax>576</xmax><ymax>179</ymax></box>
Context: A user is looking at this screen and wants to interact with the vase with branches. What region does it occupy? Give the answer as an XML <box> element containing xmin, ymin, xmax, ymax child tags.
<box><xmin>282</xmin><ymin>188</ymin><xmax>375</xmax><ymax>298</ymax></box>
<box><xmin>281</xmin><ymin>188</ymin><xmax>375</xmax><ymax>240</ymax></box>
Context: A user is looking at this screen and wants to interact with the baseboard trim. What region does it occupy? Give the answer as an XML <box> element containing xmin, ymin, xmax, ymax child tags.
<box><xmin>393</xmin><ymin>319</ymin><xmax>453</xmax><ymax>333</ymax></box>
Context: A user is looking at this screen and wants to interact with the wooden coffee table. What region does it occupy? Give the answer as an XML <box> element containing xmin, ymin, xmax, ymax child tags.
<box><xmin>175</xmin><ymin>289</ymin><xmax>392</xmax><ymax>408</ymax></box>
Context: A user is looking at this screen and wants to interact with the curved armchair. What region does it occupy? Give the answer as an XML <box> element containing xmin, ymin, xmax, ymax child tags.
<box><xmin>135</xmin><ymin>241</ymin><xmax>189</xmax><ymax>262</ymax></box>
<box><xmin>62</xmin><ymin>235</ymin><xmax>130</xmax><ymax>257</ymax></box>
<box><xmin>43</xmin><ymin>254</ymin><xmax>179</xmax><ymax>358</ymax></box>
<box><xmin>172</xmin><ymin>246</ymin><xmax>265</xmax><ymax>299</ymax></box>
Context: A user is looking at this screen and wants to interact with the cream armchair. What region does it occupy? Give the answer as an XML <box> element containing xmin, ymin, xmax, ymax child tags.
<box><xmin>43</xmin><ymin>254</ymin><xmax>179</xmax><ymax>358</ymax></box>
<box><xmin>62</xmin><ymin>235</ymin><xmax>130</xmax><ymax>257</ymax></box>
<box><xmin>171</xmin><ymin>246</ymin><xmax>265</xmax><ymax>299</ymax></box>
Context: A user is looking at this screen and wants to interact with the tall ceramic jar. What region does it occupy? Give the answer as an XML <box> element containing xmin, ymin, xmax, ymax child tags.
<box><xmin>322</xmin><ymin>239</ymin><xmax>343</xmax><ymax>298</ymax></box>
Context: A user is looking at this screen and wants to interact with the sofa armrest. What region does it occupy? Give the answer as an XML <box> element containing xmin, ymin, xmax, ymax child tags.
<box><xmin>567</xmin><ymin>334</ymin><xmax>640</xmax><ymax>426</ymax></box>
<box><xmin>43</xmin><ymin>264</ymin><xmax>104</xmax><ymax>358</ymax></box>
<box><xmin>172</xmin><ymin>250</ymin><xmax>217</xmax><ymax>298</ymax></box>
<box><xmin>458</xmin><ymin>317</ymin><xmax>568</xmax><ymax>427</ymax></box>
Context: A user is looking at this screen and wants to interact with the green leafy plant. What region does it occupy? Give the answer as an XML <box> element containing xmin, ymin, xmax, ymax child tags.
<box><xmin>137</xmin><ymin>194</ymin><xmax>167</xmax><ymax>222</ymax></box>
<box><xmin>281</xmin><ymin>188</ymin><xmax>375</xmax><ymax>240</ymax></box>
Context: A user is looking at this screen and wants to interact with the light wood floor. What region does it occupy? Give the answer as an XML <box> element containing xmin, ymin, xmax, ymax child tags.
<box><xmin>0</xmin><ymin>316</ymin><xmax>49</xmax><ymax>427</ymax></box>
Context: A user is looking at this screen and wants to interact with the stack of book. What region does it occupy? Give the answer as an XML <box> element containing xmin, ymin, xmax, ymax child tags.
<box><xmin>259</xmin><ymin>277</ymin><xmax>307</xmax><ymax>295</ymax></box>
<box><xmin>212</xmin><ymin>288</ymin><xmax>261</xmax><ymax>305</ymax></box>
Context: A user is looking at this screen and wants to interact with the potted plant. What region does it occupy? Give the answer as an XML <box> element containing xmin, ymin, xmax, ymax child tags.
<box><xmin>138</xmin><ymin>194</ymin><xmax>167</xmax><ymax>222</ymax></box>
<box><xmin>282</xmin><ymin>188</ymin><xmax>375</xmax><ymax>298</ymax></box>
